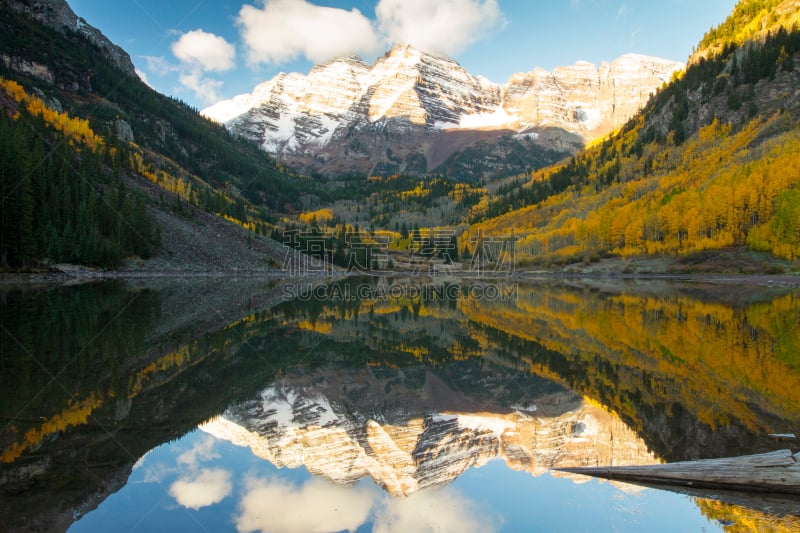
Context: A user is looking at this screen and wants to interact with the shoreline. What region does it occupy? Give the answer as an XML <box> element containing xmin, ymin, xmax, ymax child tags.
<box><xmin>2</xmin><ymin>268</ymin><xmax>799</xmax><ymax>288</ymax></box>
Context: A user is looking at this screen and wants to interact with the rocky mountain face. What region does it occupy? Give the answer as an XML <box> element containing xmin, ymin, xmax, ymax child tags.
<box><xmin>203</xmin><ymin>45</ymin><xmax>682</xmax><ymax>178</ymax></box>
<box><xmin>200</xmin><ymin>367</ymin><xmax>657</xmax><ymax>496</ymax></box>
<box><xmin>6</xmin><ymin>0</ymin><xmax>136</xmax><ymax>75</ymax></box>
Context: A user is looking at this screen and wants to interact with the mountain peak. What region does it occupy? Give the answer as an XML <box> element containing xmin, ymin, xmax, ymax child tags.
<box><xmin>313</xmin><ymin>55</ymin><xmax>371</xmax><ymax>71</ymax></box>
<box><xmin>381</xmin><ymin>43</ymin><xmax>459</xmax><ymax>66</ymax></box>
<box><xmin>202</xmin><ymin>50</ymin><xmax>681</xmax><ymax>177</ymax></box>
<box><xmin>386</xmin><ymin>42</ymin><xmax>425</xmax><ymax>57</ymax></box>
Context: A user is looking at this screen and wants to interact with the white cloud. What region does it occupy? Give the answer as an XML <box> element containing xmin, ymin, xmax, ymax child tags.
<box><xmin>235</xmin><ymin>477</ymin><xmax>377</xmax><ymax>533</ymax></box>
<box><xmin>616</xmin><ymin>4</ymin><xmax>628</xmax><ymax>19</ymax></box>
<box><xmin>375</xmin><ymin>0</ymin><xmax>505</xmax><ymax>56</ymax></box>
<box><xmin>373</xmin><ymin>487</ymin><xmax>499</xmax><ymax>533</ymax></box>
<box><xmin>141</xmin><ymin>55</ymin><xmax>176</xmax><ymax>75</ymax></box>
<box><xmin>172</xmin><ymin>29</ymin><xmax>236</xmax><ymax>72</ymax></box>
<box><xmin>237</xmin><ymin>0</ymin><xmax>506</xmax><ymax>67</ymax></box>
<box><xmin>136</xmin><ymin>69</ymin><xmax>154</xmax><ymax>88</ymax></box>
<box><xmin>170</xmin><ymin>468</ymin><xmax>233</xmax><ymax>510</ymax></box>
<box><xmin>238</xmin><ymin>0</ymin><xmax>382</xmax><ymax>66</ymax></box>
<box><xmin>179</xmin><ymin>71</ymin><xmax>224</xmax><ymax>105</ymax></box>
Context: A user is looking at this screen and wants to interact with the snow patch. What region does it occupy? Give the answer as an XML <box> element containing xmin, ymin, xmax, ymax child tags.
<box><xmin>456</xmin><ymin>414</ymin><xmax>514</xmax><ymax>436</ymax></box>
<box><xmin>308</xmin><ymin>393</ymin><xmax>339</xmax><ymax>426</ymax></box>
<box><xmin>312</xmin><ymin>114</ymin><xmax>341</xmax><ymax>147</ymax></box>
<box><xmin>458</xmin><ymin>108</ymin><xmax>515</xmax><ymax>130</ymax></box>
<box><xmin>572</xmin><ymin>416</ymin><xmax>599</xmax><ymax>439</ymax></box>
<box><xmin>433</xmin><ymin>120</ymin><xmax>459</xmax><ymax>130</ymax></box>
<box><xmin>259</xmin><ymin>387</ymin><xmax>341</xmax><ymax>428</ymax></box>
<box><xmin>513</xmin><ymin>132</ymin><xmax>539</xmax><ymax>141</ymax></box>
<box><xmin>572</xmin><ymin>106</ymin><xmax>601</xmax><ymax>129</ymax></box>
<box><xmin>261</xmin><ymin>388</ymin><xmax>296</xmax><ymax>427</ymax></box>
<box><xmin>202</xmin><ymin>97</ymin><xmax>257</xmax><ymax>124</ymax></box>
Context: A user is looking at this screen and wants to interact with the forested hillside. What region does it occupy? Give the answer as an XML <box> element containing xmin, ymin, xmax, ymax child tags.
<box><xmin>0</xmin><ymin>79</ymin><xmax>159</xmax><ymax>267</ymax></box>
<box><xmin>0</xmin><ymin>1</ymin><xmax>312</xmax><ymax>211</ymax></box>
<box><xmin>0</xmin><ymin>0</ymin><xmax>323</xmax><ymax>269</ymax></box>
<box><xmin>693</xmin><ymin>0</ymin><xmax>800</xmax><ymax>61</ymax></box>
<box><xmin>468</xmin><ymin>0</ymin><xmax>800</xmax><ymax>269</ymax></box>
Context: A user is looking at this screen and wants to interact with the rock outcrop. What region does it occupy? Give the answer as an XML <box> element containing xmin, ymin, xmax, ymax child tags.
<box><xmin>7</xmin><ymin>0</ymin><xmax>137</xmax><ymax>75</ymax></box>
<box><xmin>503</xmin><ymin>54</ymin><xmax>679</xmax><ymax>136</ymax></box>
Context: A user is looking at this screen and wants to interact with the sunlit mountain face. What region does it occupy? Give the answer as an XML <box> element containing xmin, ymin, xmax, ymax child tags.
<box><xmin>202</xmin><ymin>44</ymin><xmax>682</xmax><ymax>178</ymax></box>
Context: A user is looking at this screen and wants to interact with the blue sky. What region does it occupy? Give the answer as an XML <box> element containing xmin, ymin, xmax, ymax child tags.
<box><xmin>69</xmin><ymin>0</ymin><xmax>739</xmax><ymax>109</ymax></box>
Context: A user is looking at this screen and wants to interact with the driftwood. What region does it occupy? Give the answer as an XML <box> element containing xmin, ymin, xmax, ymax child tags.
<box><xmin>555</xmin><ymin>449</ymin><xmax>800</xmax><ymax>495</ymax></box>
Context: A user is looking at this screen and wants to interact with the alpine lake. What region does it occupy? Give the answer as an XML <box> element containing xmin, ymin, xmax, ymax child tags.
<box><xmin>2</xmin><ymin>275</ymin><xmax>799</xmax><ymax>532</ymax></box>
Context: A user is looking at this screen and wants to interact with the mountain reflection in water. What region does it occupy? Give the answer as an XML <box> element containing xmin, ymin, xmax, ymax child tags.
<box><xmin>1</xmin><ymin>278</ymin><xmax>799</xmax><ymax>531</ymax></box>
<box><xmin>200</xmin><ymin>365</ymin><xmax>655</xmax><ymax>497</ymax></box>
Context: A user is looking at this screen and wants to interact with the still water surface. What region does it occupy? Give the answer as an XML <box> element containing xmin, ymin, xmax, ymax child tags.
<box><xmin>1</xmin><ymin>277</ymin><xmax>799</xmax><ymax>531</ymax></box>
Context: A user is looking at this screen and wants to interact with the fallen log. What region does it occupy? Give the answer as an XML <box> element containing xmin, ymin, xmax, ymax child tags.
<box><xmin>555</xmin><ymin>449</ymin><xmax>800</xmax><ymax>495</ymax></box>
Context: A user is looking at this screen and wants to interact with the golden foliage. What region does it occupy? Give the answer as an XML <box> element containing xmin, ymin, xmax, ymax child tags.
<box><xmin>220</xmin><ymin>213</ymin><xmax>255</xmax><ymax>231</ymax></box>
<box><xmin>1</xmin><ymin>394</ymin><xmax>102</xmax><ymax>463</ymax></box>
<box><xmin>299</xmin><ymin>208</ymin><xmax>335</xmax><ymax>226</ymax></box>
<box><xmin>449</xmin><ymin>183</ymin><xmax>486</xmax><ymax>204</ymax></box>
<box><xmin>696</xmin><ymin>498</ymin><xmax>800</xmax><ymax>533</ymax></box>
<box><xmin>400</xmin><ymin>183</ymin><xmax>431</xmax><ymax>200</ymax></box>
<box><xmin>458</xmin><ymin>285</ymin><xmax>800</xmax><ymax>432</ymax></box>
<box><xmin>127</xmin><ymin>344</ymin><xmax>192</xmax><ymax>398</ymax></box>
<box><xmin>0</xmin><ymin>77</ymin><xmax>103</xmax><ymax>149</ymax></box>
<box><xmin>129</xmin><ymin>150</ymin><xmax>255</xmax><ymax>230</ymax></box>
<box><xmin>474</xmin><ymin>114</ymin><xmax>800</xmax><ymax>261</ymax></box>
<box><xmin>297</xmin><ymin>319</ymin><xmax>334</xmax><ymax>334</ymax></box>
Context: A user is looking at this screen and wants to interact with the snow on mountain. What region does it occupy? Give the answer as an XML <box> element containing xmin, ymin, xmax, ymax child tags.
<box><xmin>202</xmin><ymin>44</ymin><xmax>682</xmax><ymax>176</ymax></box>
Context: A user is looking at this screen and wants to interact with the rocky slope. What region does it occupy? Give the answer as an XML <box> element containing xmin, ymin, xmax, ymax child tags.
<box><xmin>203</xmin><ymin>45</ymin><xmax>682</xmax><ymax>178</ymax></box>
<box><xmin>200</xmin><ymin>367</ymin><xmax>657</xmax><ymax>496</ymax></box>
<box><xmin>5</xmin><ymin>0</ymin><xmax>136</xmax><ymax>75</ymax></box>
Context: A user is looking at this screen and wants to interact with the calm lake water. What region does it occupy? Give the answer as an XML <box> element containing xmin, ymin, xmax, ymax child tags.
<box><xmin>1</xmin><ymin>277</ymin><xmax>799</xmax><ymax>532</ymax></box>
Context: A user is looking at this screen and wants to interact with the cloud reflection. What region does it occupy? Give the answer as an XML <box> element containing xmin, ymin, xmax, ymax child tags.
<box><xmin>178</xmin><ymin>434</ymin><xmax>221</xmax><ymax>466</ymax></box>
<box><xmin>168</xmin><ymin>435</ymin><xmax>233</xmax><ymax>510</ymax></box>
<box><xmin>234</xmin><ymin>474</ymin><xmax>497</xmax><ymax>533</ymax></box>
<box><xmin>235</xmin><ymin>477</ymin><xmax>376</xmax><ymax>533</ymax></box>
<box><xmin>373</xmin><ymin>487</ymin><xmax>499</xmax><ymax>533</ymax></box>
<box><xmin>170</xmin><ymin>468</ymin><xmax>233</xmax><ymax>510</ymax></box>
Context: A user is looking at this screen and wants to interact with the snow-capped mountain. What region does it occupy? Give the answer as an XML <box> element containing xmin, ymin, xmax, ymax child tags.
<box><xmin>203</xmin><ymin>44</ymin><xmax>682</xmax><ymax>178</ymax></box>
<box><xmin>200</xmin><ymin>368</ymin><xmax>656</xmax><ymax>496</ymax></box>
